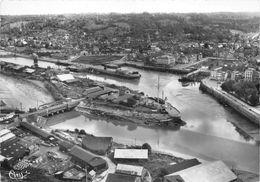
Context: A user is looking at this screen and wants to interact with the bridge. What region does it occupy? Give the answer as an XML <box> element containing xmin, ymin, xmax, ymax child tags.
<box><xmin>19</xmin><ymin>99</ymin><xmax>84</xmax><ymax>118</ymax></box>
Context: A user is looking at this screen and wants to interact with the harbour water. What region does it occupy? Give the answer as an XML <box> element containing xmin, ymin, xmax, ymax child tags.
<box><xmin>0</xmin><ymin>56</ymin><xmax>259</xmax><ymax>173</ymax></box>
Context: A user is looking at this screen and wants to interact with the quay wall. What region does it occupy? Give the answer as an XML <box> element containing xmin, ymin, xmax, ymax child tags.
<box><xmin>199</xmin><ymin>80</ymin><xmax>260</xmax><ymax>126</ymax></box>
<box><xmin>123</xmin><ymin>62</ymin><xmax>190</xmax><ymax>74</ymax></box>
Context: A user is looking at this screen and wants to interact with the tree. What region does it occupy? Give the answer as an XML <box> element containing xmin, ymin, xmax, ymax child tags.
<box><xmin>142</xmin><ymin>143</ymin><xmax>152</xmax><ymax>155</ymax></box>
<box><xmin>74</xmin><ymin>128</ymin><xmax>79</xmax><ymax>133</ymax></box>
<box><xmin>79</xmin><ymin>129</ymin><xmax>86</xmax><ymax>135</ymax></box>
<box><xmin>249</xmin><ymin>90</ymin><xmax>259</xmax><ymax>106</ymax></box>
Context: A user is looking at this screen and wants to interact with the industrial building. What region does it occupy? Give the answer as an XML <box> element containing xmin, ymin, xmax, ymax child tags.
<box><xmin>69</xmin><ymin>145</ymin><xmax>107</xmax><ymax>171</ymax></box>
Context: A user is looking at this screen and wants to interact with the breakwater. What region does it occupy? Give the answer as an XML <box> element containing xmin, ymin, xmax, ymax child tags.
<box><xmin>199</xmin><ymin>80</ymin><xmax>260</xmax><ymax>126</ymax></box>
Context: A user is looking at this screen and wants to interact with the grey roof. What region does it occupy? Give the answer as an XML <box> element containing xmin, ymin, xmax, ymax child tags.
<box><xmin>70</xmin><ymin>145</ymin><xmax>95</xmax><ymax>163</ymax></box>
<box><xmin>20</xmin><ymin>122</ymin><xmax>52</xmax><ymax>139</ymax></box>
<box><xmin>164</xmin><ymin>159</ymin><xmax>201</xmax><ymax>175</ymax></box>
<box><xmin>69</xmin><ymin>145</ymin><xmax>106</xmax><ymax>168</ymax></box>
<box><xmin>106</xmin><ymin>173</ymin><xmax>138</xmax><ymax>182</ymax></box>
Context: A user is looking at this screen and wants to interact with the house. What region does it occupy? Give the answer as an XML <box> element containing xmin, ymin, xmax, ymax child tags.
<box><xmin>165</xmin><ymin>161</ymin><xmax>237</xmax><ymax>182</ymax></box>
<box><xmin>116</xmin><ymin>164</ymin><xmax>145</xmax><ymax>177</ymax></box>
<box><xmin>105</xmin><ymin>173</ymin><xmax>141</xmax><ymax>182</ymax></box>
<box><xmin>114</xmin><ymin>149</ymin><xmax>148</xmax><ymax>160</ymax></box>
<box><xmin>69</xmin><ymin>145</ymin><xmax>107</xmax><ymax>171</ymax></box>
<box><xmin>82</xmin><ymin>134</ymin><xmax>112</xmax><ymax>155</ymax></box>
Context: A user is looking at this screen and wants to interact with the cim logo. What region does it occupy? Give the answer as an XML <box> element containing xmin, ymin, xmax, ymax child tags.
<box><xmin>9</xmin><ymin>170</ymin><xmax>30</xmax><ymax>180</ymax></box>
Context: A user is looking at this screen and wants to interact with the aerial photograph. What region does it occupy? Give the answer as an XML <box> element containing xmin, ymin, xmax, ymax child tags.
<box><xmin>0</xmin><ymin>0</ymin><xmax>259</xmax><ymax>181</ymax></box>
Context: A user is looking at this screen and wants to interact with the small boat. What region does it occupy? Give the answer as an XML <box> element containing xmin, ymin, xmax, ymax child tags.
<box><xmin>0</xmin><ymin>112</ymin><xmax>16</xmax><ymax>123</ymax></box>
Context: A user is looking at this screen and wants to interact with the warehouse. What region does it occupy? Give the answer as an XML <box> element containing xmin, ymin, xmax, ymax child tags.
<box><xmin>69</xmin><ymin>145</ymin><xmax>107</xmax><ymax>171</ymax></box>
<box><xmin>20</xmin><ymin>122</ymin><xmax>56</xmax><ymax>142</ymax></box>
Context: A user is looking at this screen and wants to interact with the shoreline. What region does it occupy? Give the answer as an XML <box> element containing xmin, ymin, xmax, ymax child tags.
<box><xmin>199</xmin><ymin>80</ymin><xmax>260</xmax><ymax>142</ymax></box>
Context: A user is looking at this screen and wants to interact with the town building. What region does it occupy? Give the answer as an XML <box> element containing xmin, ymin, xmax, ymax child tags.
<box><xmin>210</xmin><ymin>67</ymin><xmax>228</xmax><ymax>81</ymax></box>
<box><xmin>244</xmin><ymin>68</ymin><xmax>259</xmax><ymax>82</ymax></box>
<box><xmin>231</xmin><ymin>71</ymin><xmax>240</xmax><ymax>81</ymax></box>
<box><xmin>156</xmin><ymin>55</ymin><xmax>175</xmax><ymax>66</ymax></box>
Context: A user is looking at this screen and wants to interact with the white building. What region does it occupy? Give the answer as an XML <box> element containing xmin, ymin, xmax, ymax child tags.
<box><xmin>116</xmin><ymin>164</ymin><xmax>145</xmax><ymax>177</ymax></box>
<box><xmin>165</xmin><ymin>161</ymin><xmax>237</xmax><ymax>182</ymax></box>
<box><xmin>231</xmin><ymin>71</ymin><xmax>240</xmax><ymax>81</ymax></box>
<box><xmin>210</xmin><ymin>67</ymin><xmax>227</xmax><ymax>81</ymax></box>
<box><xmin>244</xmin><ymin>68</ymin><xmax>255</xmax><ymax>81</ymax></box>
<box><xmin>114</xmin><ymin>149</ymin><xmax>148</xmax><ymax>160</ymax></box>
<box><xmin>156</xmin><ymin>55</ymin><xmax>175</xmax><ymax>66</ymax></box>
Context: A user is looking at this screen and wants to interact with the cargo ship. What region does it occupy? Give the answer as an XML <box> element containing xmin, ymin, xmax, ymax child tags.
<box><xmin>92</xmin><ymin>67</ymin><xmax>141</xmax><ymax>79</ymax></box>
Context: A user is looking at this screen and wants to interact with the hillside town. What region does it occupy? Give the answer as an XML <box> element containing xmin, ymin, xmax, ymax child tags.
<box><xmin>0</xmin><ymin>7</ymin><xmax>260</xmax><ymax>182</ymax></box>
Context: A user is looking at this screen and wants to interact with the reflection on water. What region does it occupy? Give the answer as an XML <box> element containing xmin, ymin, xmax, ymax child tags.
<box><xmin>51</xmin><ymin>112</ymin><xmax>259</xmax><ymax>173</ymax></box>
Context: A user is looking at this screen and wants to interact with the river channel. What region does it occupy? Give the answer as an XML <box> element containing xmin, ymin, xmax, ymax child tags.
<box><xmin>0</xmin><ymin>56</ymin><xmax>259</xmax><ymax>174</ymax></box>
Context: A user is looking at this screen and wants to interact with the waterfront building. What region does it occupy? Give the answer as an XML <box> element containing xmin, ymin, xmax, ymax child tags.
<box><xmin>162</xmin><ymin>158</ymin><xmax>201</xmax><ymax>175</ymax></box>
<box><xmin>165</xmin><ymin>161</ymin><xmax>237</xmax><ymax>182</ymax></box>
<box><xmin>116</xmin><ymin>164</ymin><xmax>145</xmax><ymax>177</ymax></box>
<box><xmin>114</xmin><ymin>149</ymin><xmax>148</xmax><ymax>160</ymax></box>
<box><xmin>20</xmin><ymin>121</ymin><xmax>56</xmax><ymax>142</ymax></box>
<box><xmin>105</xmin><ymin>173</ymin><xmax>141</xmax><ymax>182</ymax></box>
<box><xmin>210</xmin><ymin>67</ymin><xmax>227</xmax><ymax>81</ymax></box>
<box><xmin>156</xmin><ymin>55</ymin><xmax>175</xmax><ymax>66</ymax></box>
<box><xmin>69</xmin><ymin>145</ymin><xmax>107</xmax><ymax>171</ymax></box>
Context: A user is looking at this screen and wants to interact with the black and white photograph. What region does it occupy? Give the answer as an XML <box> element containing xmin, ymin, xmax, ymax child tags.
<box><xmin>0</xmin><ymin>0</ymin><xmax>259</xmax><ymax>181</ymax></box>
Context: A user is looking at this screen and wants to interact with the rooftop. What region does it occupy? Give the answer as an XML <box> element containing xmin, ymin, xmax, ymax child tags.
<box><xmin>20</xmin><ymin>121</ymin><xmax>53</xmax><ymax>139</ymax></box>
<box><xmin>114</xmin><ymin>149</ymin><xmax>148</xmax><ymax>159</ymax></box>
<box><xmin>116</xmin><ymin>163</ymin><xmax>144</xmax><ymax>177</ymax></box>
<box><xmin>106</xmin><ymin>173</ymin><xmax>138</xmax><ymax>182</ymax></box>
<box><xmin>166</xmin><ymin>161</ymin><xmax>237</xmax><ymax>182</ymax></box>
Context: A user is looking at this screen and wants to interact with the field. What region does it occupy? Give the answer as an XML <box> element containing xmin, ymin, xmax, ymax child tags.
<box><xmin>73</xmin><ymin>55</ymin><xmax>123</xmax><ymax>65</ymax></box>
